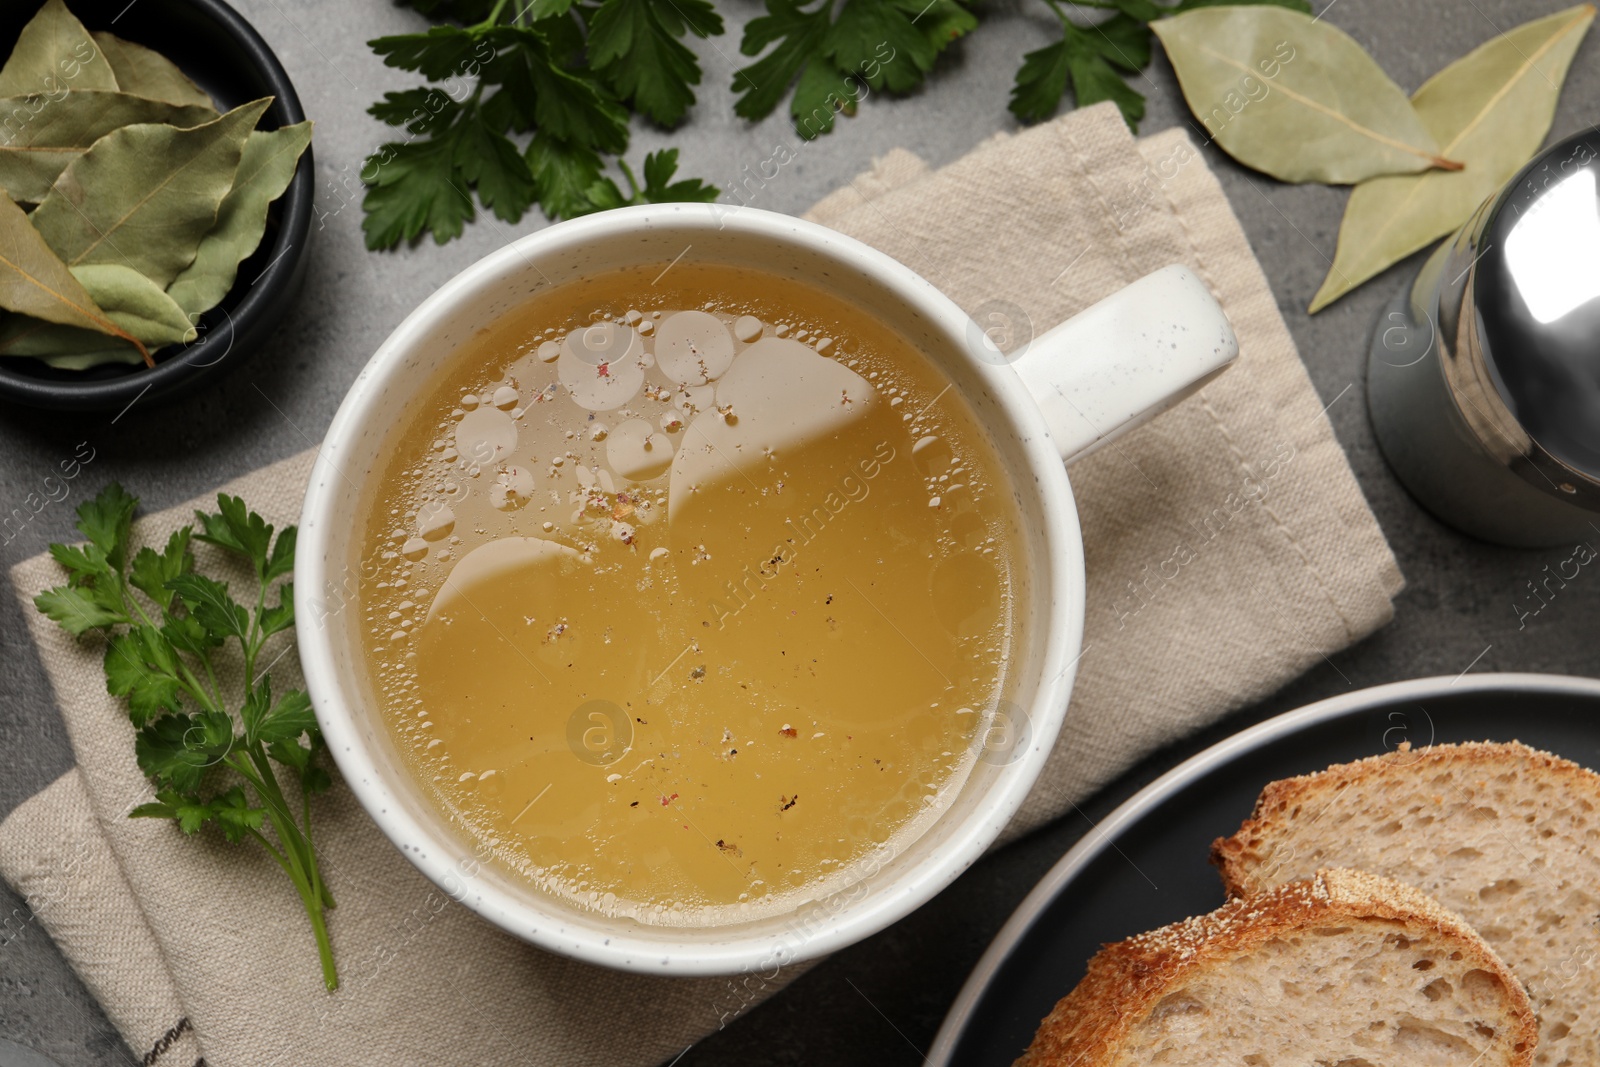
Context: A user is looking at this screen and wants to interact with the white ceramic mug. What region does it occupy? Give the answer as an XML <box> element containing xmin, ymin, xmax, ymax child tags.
<box><xmin>297</xmin><ymin>203</ymin><xmax>1237</xmax><ymax>977</ymax></box>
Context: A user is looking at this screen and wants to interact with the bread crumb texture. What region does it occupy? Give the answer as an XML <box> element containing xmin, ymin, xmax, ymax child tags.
<box><xmin>1014</xmin><ymin>869</ymin><xmax>1536</xmax><ymax>1067</ymax></box>
<box><xmin>1214</xmin><ymin>740</ymin><xmax>1600</xmax><ymax>1067</ymax></box>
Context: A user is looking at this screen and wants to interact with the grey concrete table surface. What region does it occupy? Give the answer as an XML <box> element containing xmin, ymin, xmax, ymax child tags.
<box><xmin>1</xmin><ymin>0</ymin><xmax>1597</xmax><ymax>1063</ymax></box>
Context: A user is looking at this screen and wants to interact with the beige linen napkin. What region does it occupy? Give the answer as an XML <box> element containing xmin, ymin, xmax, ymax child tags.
<box><xmin>0</xmin><ymin>102</ymin><xmax>1401</xmax><ymax>1066</ymax></box>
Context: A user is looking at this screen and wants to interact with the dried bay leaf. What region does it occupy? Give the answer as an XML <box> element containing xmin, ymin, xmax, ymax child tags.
<box><xmin>71</xmin><ymin>263</ymin><xmax>195</xmax><ymax>347</ymax></box>
<box><xmin>90</xmin><ymin>32</ymin><xmax>215</xmax><ymax>110</ymax></box>
<box><xmin>31</xmin><ymin>97</ymin><xmax>270</xmax><ymax>287</ymax></box>
<box><xmin>1152</xmin><ymin>7</ymin><xmax>1458</xmax><ymax>183</ymax></box>
<box><xmin>39</xmin><ymin>346</ymin><xmax>143</xmax><ymax>370</ymax></box>
<box><xmin>0</xmin><ymin>313</ymin><xmax>143</xmax><ymax>368</ymax></box>
<box><xmin>0</xmin><ymin>193</ymin><xmax>145</xmax><ymax>361</ymax></box>
<box><xmin>0</xmin><ymin>91</ymin><xmax>219</xmax><ymax>204</ymax></box>
<box><xmin>0</xmin><ymin>0</ymin><xmax>118</xmax><ymax>97</ymax></box>
<box><xmin>169</xmin><ymin>121</ymin><xmax>313</xmax><ymax>318</ymax></box>
<box><xmin>1310</xmin><ymin>3</ymin><xmax>1595</xmax><ymax>312</ymax></box>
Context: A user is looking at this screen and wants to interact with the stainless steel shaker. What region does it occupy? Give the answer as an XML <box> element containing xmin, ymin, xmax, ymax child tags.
<box><xmin>1367</xmin><ymin>128</ymin><xmax>1600</xmax><ymax>548</ymax></box>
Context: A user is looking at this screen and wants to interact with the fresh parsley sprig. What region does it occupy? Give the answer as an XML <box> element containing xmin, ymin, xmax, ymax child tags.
<box><xmin>361</xmin><ymin>0</ymin><xmax>720</xmax><ymax>248</ymax></box>
<box><xmin>36</xmin><ymin>485</ymin><xmax>339</xmax><ymax>991</ymax></box>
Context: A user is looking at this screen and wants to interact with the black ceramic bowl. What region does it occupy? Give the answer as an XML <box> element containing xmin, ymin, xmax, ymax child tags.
<box><xmin>0</xmin><ymin>0</ymin><xmax>314</xmax><ymax>413</ymax></box>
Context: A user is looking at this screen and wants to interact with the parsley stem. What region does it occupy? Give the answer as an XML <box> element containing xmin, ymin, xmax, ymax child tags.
<box><xmin>299</xmin><ymin>877</ymin><xmax>339</xmax><ymax>991</ymax></box>
<box><xmin>115</xmin><ymin>574</ymin><xmax>148</xmax><ymax>627</ymax></box>
<box><xmin>233</xmin><ymin>748</ymin><xmax>338</xmax><ymax>989</ymax></box>
<box><xmin>176</xmin><ymin>661</ymin><xmax>222</xmax><ymax>717</ymax></box>
<box><xmin>617</xmin><ymin>160</ymin><xmax>641</xmax><ymax>199</ymax></box>
<box><xmin>250</xmin><ymin>819</ymin><xmax>337</xmax><ymax>990</ymax></box>
<box><xmin>302</xmin><ymin>779</ymin><xmax>335</xmax><ymax>910</ymax></box>
<box><xmin>228</xmin><ymin>751</ymin><xmax>313</xmax><ymax>887</ymax></box>
<box><xmin>243</xmin><ymin>578</ymin><xmax>268</xmax><ymax>692</ymax></box>
<box><xmin>477</xmin><ymin>0</ymin><xmax>510</xmax><ymax>29</ymax></box>
<box><xmin>199</xmin><ymin>659</ymin><xmax>224</xmax><ymax>709</ymax></box>
<box><xmin>246</xmin><ymin>826</ymin><xmax>292</xmax><ymax>876</ymax></box>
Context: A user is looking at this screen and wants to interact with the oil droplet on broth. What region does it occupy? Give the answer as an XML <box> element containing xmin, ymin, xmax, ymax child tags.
<box><xmin>666</xmin><ymin>336</ymin><xmax>875</xmax><ymax>523</ymax></box>
<box><xmin>359</xmin><ymin>261</ymin><xmax>1023</xmax><ymax>925</ymax></box>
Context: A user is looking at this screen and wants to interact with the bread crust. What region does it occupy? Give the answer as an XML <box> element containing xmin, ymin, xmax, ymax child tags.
<box><xmin>1210</xmin><ymin>740</ymin><xmax>1600</xmax><ymax>899</ymax></box>
<box><xmin>1013</xmin><ymin>868</ymin><xmax>1537</xmax><ymax>1067</ymax></box>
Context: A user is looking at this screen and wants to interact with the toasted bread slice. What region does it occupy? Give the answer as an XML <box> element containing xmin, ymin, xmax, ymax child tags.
<box><xmin>1015</xmin><ymin>868</ymin><xmax>1535</xmax><ymax>1067</ymax></box>
<box><xmin>1213</xmin><ymin>741</ymin><xmax>1600</xmax><ymax>1067</ymax></box>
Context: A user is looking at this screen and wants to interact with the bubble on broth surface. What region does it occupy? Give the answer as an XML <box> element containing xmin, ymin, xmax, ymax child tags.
<box><xmin>606</xmin><ymin>418</ymin><xmax>674</xmax><ymax>481</ymax></box>
<box><xmin>559</xmin><ymin>322</ymin><xmax>645</xmax><ymax>410</ymax></box>
<box><xmin>455</xmin><ymin>406</ymin><xmax>517</xmax><ymax>466</ymax></box>
<box><xmin>911</xmin><ymin>434</ymin><xmax>953</xmax><ymax>476</ymax></box>
<box><xmin>416</xmin><ymin>501</ymin><xmax>456</xmax><ymax>541</ymax></box>
<box><xmin>733</xmin><ymin>315</ymin><xmax>763</xmax><ymax>343</ymax></box>
<box><xmin>656</xmin><ymin>311</ymin><xmax>735</xmax><ymax>385</ymax></box>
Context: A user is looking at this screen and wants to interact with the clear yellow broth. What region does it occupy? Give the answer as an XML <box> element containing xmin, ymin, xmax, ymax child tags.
<box><xmin>359</xmin><ymin>261</ymin><xmax>1023</xmax><ymax>924</ymax></box>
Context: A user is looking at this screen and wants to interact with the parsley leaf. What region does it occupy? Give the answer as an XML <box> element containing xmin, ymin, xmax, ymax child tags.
<box><xmin>362</xmin><ymin>134</ymin><xmax>476</xmax><ymax>249</ymax></box>
<box><xmin>589</xmin><ymin>0</ymin><xmax>724</xmax><ymax>126</ymax></box>
<box><xmin>732</xmin><ymin>0</ymin><xmax>831</xmax><ymax>123</ymax></box>
<box><xmin>1010</xmin><ymin>22</ymin><xmax>1147</xmax><ymax>128</ymax></box>
<box><xmin>733</xmin><ymin>0</ymin><xmax>977</xmax><ymax>137</ymax></box>
<box><xmin>211</xmin><ymin>786</ymin><xmax>268</xmax><ymax>844</ymax></box>
<box><xmin>368</xmin><ymin>24</ymin><xmax>491</xmax><ymax>78</ymax></box>
<box><xmin>194</xmin><ymin>495</ymin><xmax>281</xmax><ymax>579</ymax></box>
<box><xmin>525</xmin><ymin>133</ymin><xmax>605</xmax><ymax>219</ymax></box>
<box><xmin>74</xmin><ymin>482</ymin><xmax>137</xmax><ymax>571</ymax></box>
<box><xmin>129</xmin><ymin>528</ymin><xmax>193</xmax><ymax>611</ymax></box>
<box><xmin>166</xmin><ymin>573</ymin><xmax>249</xmax><ymax>643</ymax></box>
<box><xmin>260</xmin><ymin>583</ymin><xmax>295</xmax><ymax>639</ymax></box>
<box><xmin>131</xmin><ymin>789</ymin><xmax>219</xmax><ymax>835</ymax></box>
<box><xmin>47</xmin><ymin>542</ymin><xmax>109</xmax><ymax>586</ymax></box>
<box><xmin>104</xmin><ymin>627</ymin><xmax>183</xmax><ymax>727</ymax></box>
<box><xmin>38</xmin><ymin>484</ymin><xmax>340</xmax><ymax>990</ymax></box>
<box><xmin>362</xmin><ymin>3</ymin><xmax>714</xmax><ymax>246</ymax></box>
<box><xmin>264</xmin><ymin>527</ymin><xmax>296</xmax><ymax>585</ymax></box>
<box><xmin>580</xmin><ymin>149</ymin><xmax>719</xmax><ymax>212</ymax></box>
<box><xmin>162</xmin><ymin>612</ymin><xmax>222</xmax><ymax>656</ymax></box>
<box><xmin>243</xmin><ymin>678</ymin><xmax>316</xmax><ymax>748</ymax></box>
<box><xmin>34</xmin><ymin>585</ymin><xmax>125</xmax><ymax>635</ymax></box>
<box><xmin>1011</xmin><ymin>0</ymin><xmax>1309</xmax><ymax>129</ymax></box>
<box><xmin>457</xmin><ymin>118</ymin><xmax>538</xmax><ymax>223</ymax></box>
<box><xmin>135</xmin><ymin>710</ymin><xmax>232</xmax><ymax>793</ymax></box>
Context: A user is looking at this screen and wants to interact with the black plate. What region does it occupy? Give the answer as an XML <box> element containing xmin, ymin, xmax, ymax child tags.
<box><xmin>0</xmin><ymin>0</ymin><xmax>314</xmax><ymax>412</ymax></box>
<box><xmin>929</xmin><ymin>672</ymin><xmax>1600</xmax><ymax>1065</ymax></box>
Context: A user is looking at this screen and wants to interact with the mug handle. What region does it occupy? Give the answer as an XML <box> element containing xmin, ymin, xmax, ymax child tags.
<box><xmin>1007</xmin><ymin>265</ymin><xmax>1239</xmax><ymax>465</ymax></box>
